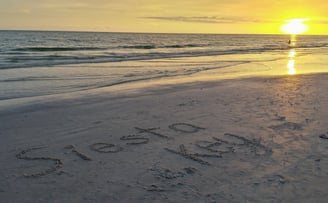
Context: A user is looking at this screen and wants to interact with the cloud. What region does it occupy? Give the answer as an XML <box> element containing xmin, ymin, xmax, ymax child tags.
<box><xmin>144</xmin><ymin>16</ymin><xmax>277</xmax><ymax>24</ymax></box>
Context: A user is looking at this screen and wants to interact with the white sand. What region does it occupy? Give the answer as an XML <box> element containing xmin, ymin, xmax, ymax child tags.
<box><xmin>1</xmin><ymin>72</ymin><xmax>328</xmax><ymax>202</ymax></box>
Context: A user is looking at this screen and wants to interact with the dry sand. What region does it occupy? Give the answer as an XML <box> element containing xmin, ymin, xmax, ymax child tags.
<box><xmin>1</xmin><ymin>73</ymin><xmax>328</xmax><ymax>202</ymax></box>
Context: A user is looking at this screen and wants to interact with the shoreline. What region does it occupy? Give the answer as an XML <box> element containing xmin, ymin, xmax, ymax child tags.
<box><xmin>1</xmin><ymin>71</ymin><xmax>327</xmax><ymax>113</ymax></box>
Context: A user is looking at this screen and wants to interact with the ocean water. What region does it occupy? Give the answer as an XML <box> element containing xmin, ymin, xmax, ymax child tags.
<box><xmin>1</xmin><ymin>31</ymin><xmax>328</xmax><ymax>101</ymax></box>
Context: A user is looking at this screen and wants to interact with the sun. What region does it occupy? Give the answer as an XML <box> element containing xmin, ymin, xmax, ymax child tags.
<box><xmin>281</xmin><ymin>19</ymin><xmax>309</xmax><ymax>34</ymax></box>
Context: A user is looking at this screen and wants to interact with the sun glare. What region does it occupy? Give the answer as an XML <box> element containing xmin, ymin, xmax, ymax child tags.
<box><xmin>281</xmin><ymin>19</ymin><xmax>309</xmax><ymax>34</ymax></box>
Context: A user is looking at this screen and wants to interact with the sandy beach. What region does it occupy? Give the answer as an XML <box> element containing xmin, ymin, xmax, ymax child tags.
<box><xmin>1</xmin><ymin>0</ymin><xmax>328</xmax><ymax>200</ymax></box>
<box><xmin>1</xmin><ymin>67</ymin><xmax>328</xmax><ymax>202</ymax></box>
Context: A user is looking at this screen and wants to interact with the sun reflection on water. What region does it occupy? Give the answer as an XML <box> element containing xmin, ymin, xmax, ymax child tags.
<box><xmin>287</xmin><ymin>49</ymin><xmax>296</xmax><ymax>75</ymax></box>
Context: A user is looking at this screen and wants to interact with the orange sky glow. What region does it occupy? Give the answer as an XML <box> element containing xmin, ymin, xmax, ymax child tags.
<box><xmin>1</xmin><ymin>0</ymin><xmax>328</xmax><ymax>34</ymax></box>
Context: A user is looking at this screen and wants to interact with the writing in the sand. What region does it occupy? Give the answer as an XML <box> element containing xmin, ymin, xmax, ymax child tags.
<box><xmin>16</xmin><ymin>122</ymin><xmax>271</xmax><ymax>177</ymax></box>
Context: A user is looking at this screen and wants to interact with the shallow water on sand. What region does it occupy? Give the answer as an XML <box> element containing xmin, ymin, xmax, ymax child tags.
<box><xmin>0</xmin><ymin>31</ymin><xmax>328</xmax><ymax>101</ymax></box>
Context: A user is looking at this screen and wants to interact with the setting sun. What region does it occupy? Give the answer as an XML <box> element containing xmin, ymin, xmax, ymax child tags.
<box><xmin>281</xmin><ymin>19</ymin><xmax>309</xmax><ymax>34</ymax></box>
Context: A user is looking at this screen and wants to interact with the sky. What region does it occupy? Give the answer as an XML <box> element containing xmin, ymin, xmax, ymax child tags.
<box><xmin>1</xmin><ymin>0</ymin><xmax>328</xmax><ymax>34</ymax></box>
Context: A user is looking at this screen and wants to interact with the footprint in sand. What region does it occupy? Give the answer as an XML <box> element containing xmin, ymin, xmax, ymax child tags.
<box><xmin>139</xmin><ymin>163</ymin><xmax>199</xmax><ymax>193</ymax></box>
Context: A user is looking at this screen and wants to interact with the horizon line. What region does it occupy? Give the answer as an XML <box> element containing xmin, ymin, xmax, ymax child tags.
<box><xmin>1</xmin><ymin>29</ymin><xmax>326</xmax><ymax>36</ymax></box>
